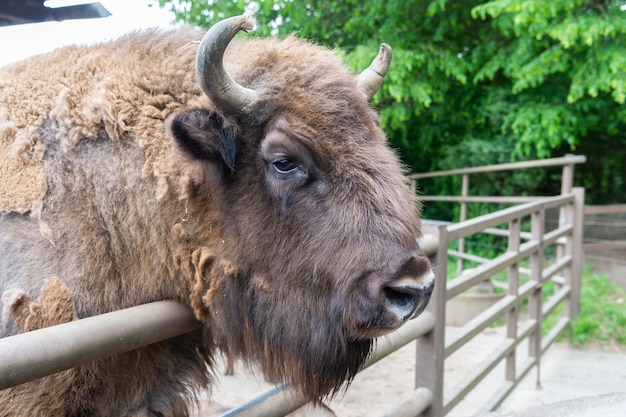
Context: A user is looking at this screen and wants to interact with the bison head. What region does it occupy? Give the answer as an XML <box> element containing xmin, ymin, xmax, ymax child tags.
<box><xmin>167</xmin><ymin>10</ymin><xmax>434</xmax><ymax>401</ymax></box>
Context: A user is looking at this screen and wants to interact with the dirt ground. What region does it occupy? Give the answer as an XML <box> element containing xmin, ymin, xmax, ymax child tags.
<box><xmin>191</xmin><ymin>324</ymin><xmax>626</xmax><ymax>417</ymax></box>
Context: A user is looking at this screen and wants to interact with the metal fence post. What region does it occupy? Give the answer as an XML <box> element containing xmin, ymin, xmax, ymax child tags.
<box><xmin>457</xmin><ymin>174</ymin><xmax>469</xmax><ymax>274</ymax></box>
<box><xmin>505</xmin><ymin>218</ymin><xmax>521</xmax><ymax>383</ymax></box>
<box><xmin>529</xmin><ymin>207</ymin><xmax>545</xmax><ymax>388</ymax></box>
<box><xmin>415</xmin><ymin>224</ymin><xmax>448</xmax><ymax>416</ymax></box>
<box><xmin>570</xmin><ymin>187</ymin><xmax>585</xmax><ymax>317</ymax></box>
<box><xmin>560</xmin><ymin>161</ymin><xmax>574</xmax><ymax>195</ymax></box>
<box><xmin>557</xmin><ymin>161</ymin><xmax>575</xmax><ymax>258</ymax></box>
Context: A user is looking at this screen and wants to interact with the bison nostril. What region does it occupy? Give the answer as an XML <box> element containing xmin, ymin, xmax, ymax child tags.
<box><xmin>383</xmin><ymin>286</ymin><xmax>415</xmax><ymax>311</ymax></box>
<box><xmin>383</xmin><ymin>282</ymin><xmax>422</xmax><ymax>321</ymax></box>
<box><xmin>383</xmin><ymin>275</ymin><xmax>434</xmax><ymax>322</ymax></box>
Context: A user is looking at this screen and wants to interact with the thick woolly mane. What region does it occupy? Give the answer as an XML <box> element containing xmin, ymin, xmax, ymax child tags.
<box><xmin>0</xmin><ymin>27</ymin><xmax>209</xmax><ymax>214</ymax></box>
<box><xmin>0</xmin><ymin>27</ymin><xmax>354</xmax><ymax>217</ymax></box>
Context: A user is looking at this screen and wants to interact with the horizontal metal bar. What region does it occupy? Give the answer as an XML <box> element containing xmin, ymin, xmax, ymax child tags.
<box><xmin>409</xmin><ymin>155</ymin><xmax>586</xmax><ymax>179</ymax></box>
<box><xmin>484</xmin><ymin>227</ymin><xmax>532</xmax><ymax>240</ymax></box>
<box><xmin>542</xmin><ymin>256</ymin><xmax>572</xmax><ymax>283</ymax></box>
<box><xmin>447</xmin><ymin>249</ymin><xmax>489</xmax><ymax>264</ymax></box>
<box><xmin>219</xmin><ymin>383</ymin><xmax>302</xmax><ymax>417</ymax></box>
<box><xmin>446</xmin><ymin>241</ymin><xmax>538</xmax><ymax>300</ymax></box>
<box><xmin>418</xmin><ymin>196</ymin><xmax>539</xmax><ymax>204</ymax></box>
<box><xmin>445</xmin><ymin>295</ymin><xmax>515</xmax><ymax>358</ymax></box>
<box><xmin>483</xmin><ymin>380</ymin><xmax>515</xmax><ymax>413</ymax></box>
<box><xmin>543</xmin><ymin>286</ymin><xmax>571</xmax><ymax>318</ymax></box>
<box><xmin>584</xmin><ymin>204</ymin><xmax>626</xmax><ymax>215</ymax></box>
<box><xmin>542</xmin><ymin>316</ymin><xmax>571</xmax><ymax>352</ymax></box>
<box><xmin>444</xmin><ymin>337</ymin><xmax>516</xmax><ymax>414</ymax></box>
<box><xmin>0</xmin><ymin>301</ymin><xmax>201</xmax><ymax>390</ymax></box>
<box><xmin>446</xmin><ymin>194</ymin><xmax>573</xmax><ymax>242</ymax></box>
<box><xmin>219</xmin><ymin>313</ymin><xmax>435</xmax><ymax>417</ymax></box>
<box><xmin>543</xmin><ymin>224</ymin><xmax>573</xmax><ymax>247</ymax></box>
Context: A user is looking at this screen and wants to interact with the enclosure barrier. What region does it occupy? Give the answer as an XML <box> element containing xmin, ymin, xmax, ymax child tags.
<box><xmin>0</xmin><ymin>301</ymin><xmax>200</xmax><ymax>390</ymax></box>
<box><xmin>408</xmin><ymin>154</ymin><xmax>586</xmax><ymax>275</ymax></box>
<box><xmin>0</xmin><ymin>156</ymin><xmax>585</xmax><ymax>417</ymax></box>
<box><xmin>417</xmin><ymin>189</ymin><xmax>584</xmax><ymax>416</ymax></box>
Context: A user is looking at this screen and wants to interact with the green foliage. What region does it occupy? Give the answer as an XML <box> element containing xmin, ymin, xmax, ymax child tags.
<box><xmin>565</xmin><ymin>268</ymin><xmax>626</xmax><ymax>346</ymax></box>
<box><xmin>156</xmin><ymin>0</ymin><xmax>626</xmax><ymax>205</ymax></box>
<box><xmin>472</xmin><ymin>0</ymin><xmax>626</xmax><ymax>161</ymax></box>
<box><xmin>541</xmin><ymin>263</ymin><xmax>626</xmax><ymax>346</ymax></box>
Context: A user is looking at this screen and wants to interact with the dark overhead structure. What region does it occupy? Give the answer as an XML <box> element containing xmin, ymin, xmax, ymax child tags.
<box><xmin>0</xmin><ymin>0</ymin><xmax>110</xmax><ymax>27</ymax></box>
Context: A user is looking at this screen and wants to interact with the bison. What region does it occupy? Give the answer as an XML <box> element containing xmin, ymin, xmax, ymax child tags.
<box><xmin>0</xmin><ymin>8</ymin><xmax>433</xmax><ymax>417</ymax></box>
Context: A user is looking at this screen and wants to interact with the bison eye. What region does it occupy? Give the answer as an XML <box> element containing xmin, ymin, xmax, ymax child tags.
<box><xmin>273</xmin><ymin>158</ymin><xmax>298</xmax><ymax>173</ymax></box>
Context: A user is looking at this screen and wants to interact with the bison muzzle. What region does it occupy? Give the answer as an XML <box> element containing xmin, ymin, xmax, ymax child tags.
<box><xmin>0</xmin><ymin>7</ymin><xmax>433</xmax><ymax>417</ymax></box>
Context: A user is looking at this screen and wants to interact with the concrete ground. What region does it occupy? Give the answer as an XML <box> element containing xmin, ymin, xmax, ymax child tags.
<box><xmin>439</xmin><ymin>328</ymin><xmax>626</xmax><ymax>417</ymax></box>
<box><xmin>471</xmin><ymin>341</ymin><xmax>626</xmax><ymax>417</ymax></box>
<box><xmin>486</xmin><ymin>392</ymin><xmax>626</xmax><ymax>417</ymax></box>
<box><xmin>491</xmin><ymin>342</ymin><xmax>626</xmax><ymax>414</ymax></box>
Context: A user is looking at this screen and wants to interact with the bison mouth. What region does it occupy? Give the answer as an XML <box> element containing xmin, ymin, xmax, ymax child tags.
<box><xmin>264</xmin><ymin>271</ymin><xmax>434</xmax><ymax>400</ymax></box>
<box><xmin>255</xmin><ymin>266</ymin><xmax>433</xmax><ymax>399</ymax></box>
<box><xmin>341</xmin><ymin>266</ymin><xmax>435</xmax><ymax>340</ymax></box>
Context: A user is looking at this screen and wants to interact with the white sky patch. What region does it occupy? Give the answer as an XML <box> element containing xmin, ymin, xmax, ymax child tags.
<box><xmin>0</xmin><ymin>0</ymin><xmax>176</xmax><ymax>67</ymax></box>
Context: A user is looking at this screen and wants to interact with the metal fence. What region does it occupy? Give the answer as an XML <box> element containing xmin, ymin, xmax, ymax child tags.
<box><xmin>408</xmin><ymin>155</ymin><xmax>586</xmax><ymax>275</ymax></box>
<box><xmin>418</xmin><ymin>190</ymin><xmax>584</xmax><ymax>416</ymax></box>
<box><xmin>0</xmin><ymin>156</ymin><xmax>586</xmax><ymax>417</ymax></box>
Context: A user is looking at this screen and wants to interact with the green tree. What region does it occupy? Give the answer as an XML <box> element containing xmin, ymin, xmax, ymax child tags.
<box><xmin>157</xmin><ymin>0</ymin><xmax>626</xmax><ymax>205</ymax></box>
<box><xmin>471</xmin><ymin>0</ymin><xmax>626</xmax><ymax>204</ymax></box>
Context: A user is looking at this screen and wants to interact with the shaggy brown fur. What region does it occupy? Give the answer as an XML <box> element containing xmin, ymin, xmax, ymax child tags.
<box><xmin>0</xmin><ymin>24</ymin><xmax>432</xmax><ymax>417</ymax></box>
<box><xmin>0</xmin><ymin>28</ymin><xmax>207</xmax><ymax>215</ymax></box>
<box><xmin>2</xmin><ymin>277</ymin><xmax>77</xmax><ymax>332</ymax></box>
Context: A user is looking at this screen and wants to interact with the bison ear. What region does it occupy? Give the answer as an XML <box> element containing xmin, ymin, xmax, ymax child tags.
<box><xmin>168</xmin><ymin>109</ymin><xmax>237</xmax><ymax>175</ymax></box>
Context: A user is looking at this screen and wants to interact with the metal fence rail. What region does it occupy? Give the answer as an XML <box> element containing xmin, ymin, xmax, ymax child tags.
<box><xmin>0</xmin><ymin>301</ymin><xmax>200</xmax><ymax>390</ymax></box>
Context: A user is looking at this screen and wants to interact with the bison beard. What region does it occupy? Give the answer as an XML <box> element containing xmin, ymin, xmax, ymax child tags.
<box><xmin>246</xmin><ymin>295</ymin><xmax>372</xmax><ymax>401</ymax></box>
<box><xmin>208</xmin><ymin>267</ymin><xmax>373</xmax><ymax>401</ymax></box>
<box><xmin>182</xmin><ymin>233</ymin><xmax>372</xmax><ymax>400</ymax></box>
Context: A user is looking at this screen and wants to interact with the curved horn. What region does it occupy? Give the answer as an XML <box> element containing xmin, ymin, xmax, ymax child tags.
<box><xmin>196</xmin><ymin>6</ymin><xmax>259</xmax><ymax>116</ymax></box>
<box><xmin>356</xmin><ymin>43</ymin><xmax>392</xmax><ymax>100</ymax></box>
